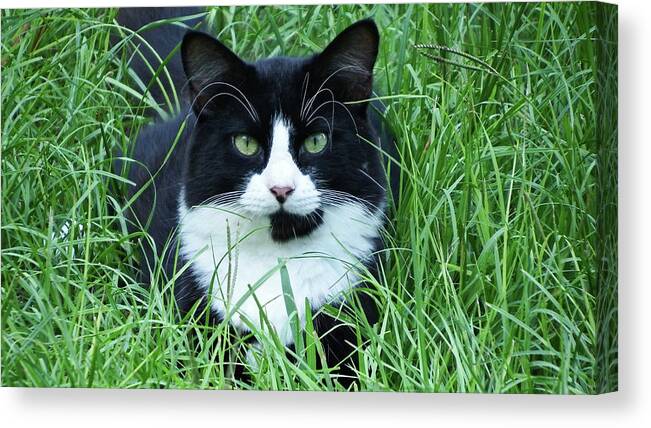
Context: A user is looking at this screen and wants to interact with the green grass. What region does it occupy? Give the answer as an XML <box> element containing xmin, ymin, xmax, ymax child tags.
<box><xmin>1</xmin><ymin>3</ymin><xmax>617</xmax><ymax>393</ymax></box>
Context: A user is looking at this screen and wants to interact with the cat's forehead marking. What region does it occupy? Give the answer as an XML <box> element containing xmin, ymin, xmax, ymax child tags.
<box><xmin>269</xmin><ymin>115</ymin><xmax>292</xmax><ymax>157</ymax></box>
<box><xmin>260</xmin><ymin>115</ymin><xmax>301</xmax><ymax>189</ymax></box>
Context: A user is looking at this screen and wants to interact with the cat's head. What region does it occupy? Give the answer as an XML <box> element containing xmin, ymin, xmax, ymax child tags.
<box><xmin>180</xmin><ymin>19</ymin><xmax>386</xmax><ymax>241</ymax></box>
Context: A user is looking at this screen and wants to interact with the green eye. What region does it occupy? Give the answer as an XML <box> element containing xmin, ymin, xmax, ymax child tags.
<box><xmin>233</xmin><ymin>134</ymin><xmax>260</xmax><ymax>156</ymax></box>
<box><xmin>303</xmin><ymin>133</ymin><xmax>328</xmax><ymax>154</ymax></box>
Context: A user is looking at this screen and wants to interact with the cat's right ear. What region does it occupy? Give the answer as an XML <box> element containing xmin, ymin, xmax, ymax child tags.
<box><xmin>181</xmin><ymin>31</ymin><xmax>247</xmax><ymax>115</ymax></box>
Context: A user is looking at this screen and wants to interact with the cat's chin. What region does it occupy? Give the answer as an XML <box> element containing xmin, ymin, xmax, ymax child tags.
<box><xmin>269</xmin><ymin>209</ymin><xmax>324</xmax><ymax>242</ymax></box>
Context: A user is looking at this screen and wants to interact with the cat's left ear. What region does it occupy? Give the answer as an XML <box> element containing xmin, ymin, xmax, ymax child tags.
<box><xmin>310</xmin><ymin>19</ymin><xmax>379</xmax><ymax>103</ymax></box>
<box><xmin>181</xmin><ymin>30</ymin><xmax>249</xmax><ymax>115</ymax></box>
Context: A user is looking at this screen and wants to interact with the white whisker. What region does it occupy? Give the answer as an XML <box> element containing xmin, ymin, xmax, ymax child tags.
<box><xmin>190</xmin><ymin>80</ymin><xmax>259</xmax><ymax>122</ymax></box>
<box><xmin>302</xmin><ymin>65</ymin><xmax>359</xmax><ymax>120</ymax></box>
<box><xmin>299</xmin><ymin>72</ymin><xmax>311</xmax><ymax>120</ymax></box>
<box><xmin>307</xmin><ymin>99</ymin><xmax>360</xmax><ymax>143</ymax></box>
<box><xmin>195</xmin><ymin>91</ymin><xmax>257</xmax><ymax>123</ymax></box>
<box><xmin>358</xmin><ymin>168</ymin><xmax>387</xmax><ymax>192</ymax></box>
<box><xmin>305</xmin><ymin>115</ymin><xmax>333</xmax><ymax>136</ymax></box>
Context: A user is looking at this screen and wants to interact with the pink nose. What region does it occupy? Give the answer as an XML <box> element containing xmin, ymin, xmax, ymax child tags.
<box><xmin>269</xmin><ymin>186</ymin><xmax>294</xmax><ymax>203</ymax></box>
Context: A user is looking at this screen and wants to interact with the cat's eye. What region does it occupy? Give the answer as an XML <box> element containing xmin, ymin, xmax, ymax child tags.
<box><xmin>303</xmin><ymin>133</ymin><xmax>328</xmax><ymax>154</ymax></box>
<box><xmin>233</xmin><ymin>134</ymin><xmax>260</xmax><ymax>156</ymax></box>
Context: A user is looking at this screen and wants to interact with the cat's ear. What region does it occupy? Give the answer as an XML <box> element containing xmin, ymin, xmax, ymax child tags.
<box><xmin>181</xmin><ymin>31</ymin><xmax>247</xmax><ymax>114</ymax></box>
<box><xmin>310</xmin><ymin>19</ymin><xmax>379</xmax><ymax>103</ymax></box>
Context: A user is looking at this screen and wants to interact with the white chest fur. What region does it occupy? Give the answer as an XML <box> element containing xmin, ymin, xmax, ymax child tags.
<box><xmin>177</xmin><ymin>195</ymin><xmax>383</xmax><ymax>346</ymax></box>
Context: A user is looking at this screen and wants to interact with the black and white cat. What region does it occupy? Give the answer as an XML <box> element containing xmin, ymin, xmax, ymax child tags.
<box><xmin>116</xmin><ymin>7</ymin><xmax>397</xmax><ymax>382</ymax></box>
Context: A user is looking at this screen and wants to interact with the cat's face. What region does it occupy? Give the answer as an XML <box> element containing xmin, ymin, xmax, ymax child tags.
<box><xmin>180</xmin><ymin>20</ymin><xmax>386</xmax><ymax>241</ymax></box>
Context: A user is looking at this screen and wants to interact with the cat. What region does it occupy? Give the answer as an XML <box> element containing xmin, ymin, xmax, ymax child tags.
<box><xmin>115</xmin><ymin>7</ymin><xmax>398</xmax><ymax>386</ymax></box>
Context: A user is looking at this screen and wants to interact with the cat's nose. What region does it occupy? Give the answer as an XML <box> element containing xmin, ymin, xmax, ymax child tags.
<box><xmin>269</xmin><ymin>186</ymin><xmax>294</xmax><ymax>203</ymax></box>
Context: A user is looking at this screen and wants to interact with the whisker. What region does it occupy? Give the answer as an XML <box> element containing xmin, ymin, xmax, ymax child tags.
<box><xmin>306</xmin><ymin>86</ymin><xmax>336</xmax><ymax>140</ymax></box>
<box><xmin>302</xmin><ymin>65</ymin><xmax>360</xmax><ymax>119</ymax></box>
<box><xmin>357</xmin><ymin>168</ymin><xmax>387</xmax><ymax>192</ymax></box>
<box><xmin>305</xmin><ymin>99</ymin><xmax>339</xmax><ymax>124</ymax></box>
<box><xmin>305</xmin><ymin>115</ymin><xmax>333</xmax><ymax>137</ymax></box>
<box><xmin>299</xmin><ymin>72</ymin><xmax>311</xmax><ymax>120</ymax></box>
<box><xmin>195</xmin><ymin>91</ymin><xmax>257</xmax><ymax>123</ymax></box>
<box><xmin>189</xmin><ymin>80</ymin><xmax>259</xmax><ymax>122</ymax></box>
<box><xmin>305</xmin><ymin>98</ymin><xmax>360</xmax><ymax>144</ymax></box>
<box><xmin>195</xmin><ymin>81</ymin><xmax>259</xmax><ymax>121</ymax></box>
<box><xmin>319</xmin><ymin>189</ymin><xmax>388</xmax><ymax>221</ymax></box>
<box><xmin>304</xmin><ymin>87</ymin><xmax>334</xmax><ymax>123</ymax></box>
<box><xmin>202</xmin><ymin>192</ymin><xmax>244</xmax><ymax>203</ymax></box>
<box><xmin>190</xmin><ymin>190</ymin><xmax>246</xmax><ymax>211</ymax></box>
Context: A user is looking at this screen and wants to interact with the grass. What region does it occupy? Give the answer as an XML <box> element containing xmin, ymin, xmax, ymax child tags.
<box><xmin>1</xmin><ymin>3</ymin><xmax>617</xmax><ymax>393</ymax></box>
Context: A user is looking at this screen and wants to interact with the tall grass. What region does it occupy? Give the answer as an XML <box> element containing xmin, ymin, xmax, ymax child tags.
<box><xmin>1</xmin><ymin>3</ymin><xmax>617</xmax><ymax>393</ymax></box>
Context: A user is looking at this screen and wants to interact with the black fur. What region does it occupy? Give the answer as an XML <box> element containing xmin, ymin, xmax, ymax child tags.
<box><xmin>114</xmin><ymin>7</ymin><xmax>397</xmax><ymax>387</ymax></box>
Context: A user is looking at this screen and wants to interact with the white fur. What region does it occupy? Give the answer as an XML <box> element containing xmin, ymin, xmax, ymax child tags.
<box><xmin>178</xmin><ymin>196</ymin><xmax>382</xmax><ymax>345</ymax></box>
<box><xmin>239</xmin><ymin>118</ymin><xmax>320</xmax><ymax>217</ymax></box>
<box><xmin>177</xmin><ymin>116</ymin><xmax>383</xmax><ymax>345</ymax></box>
